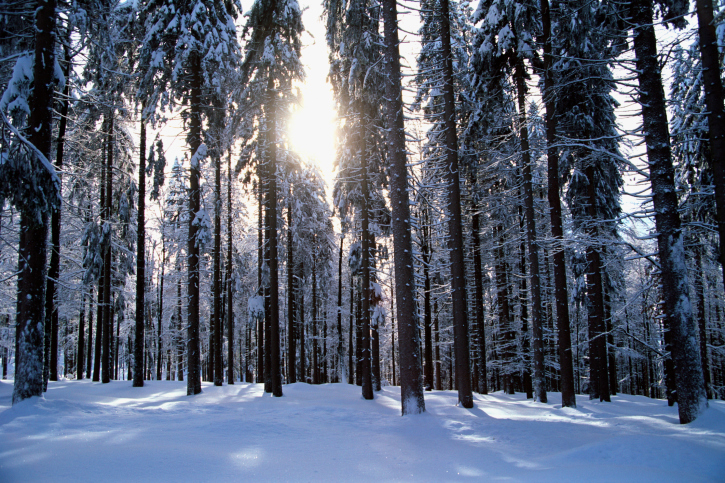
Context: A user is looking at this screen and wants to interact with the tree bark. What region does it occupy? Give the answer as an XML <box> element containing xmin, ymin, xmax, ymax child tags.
<box><xmin>288</xmin><ymin>191</ymin><xmax>296</xmax><ymax>383</ymax></box>
<box><xmin>631</xmin><ymin>0</ymin><xmax>707</xmax><ymax>423</ymax></box>
<box><xmin>134</xmin><ymin>111</ymin><xmax>147</xmax><ymax>388</ymax></box>
<box><xmin>539</xmin><ymin>0</ymin><xmax>575</xmax><ymax>407</ymax></box>
<box><xmin>101</xmin><ymin>112</ymin><xmax>114</xmax><ymax>384</ymax></box>
<box><xmin>227</xmin><ymin>152</ymin><xmax>234</xmax><ymax>385</ymax></box>
<box><xmin>186</xmin><ymin>51</ymin><xmax>203</xmax><ymax>396</ymax></box>
<box><xmin>694</xmin><ymin>0</ymin><xmax>725</xmax><ymax>287</ymax></box>
<box><xmin>383</xmin><ymin>0</ymin><xmax>426</xmax><ymax>414</ymax></box>
<box><xmin>439</xmin><ymin>0</ymin><xmax>473</xmax><ymax>408</ymax></box>
<box><xmin>515</xmin><ymin>59</ymin><xmax>547</xmax><ymax>403</ymax></box>
<box><xmin>13</xmin><ymin>0</ymin><xmax>57</xmax><ymax>404</ymax></box>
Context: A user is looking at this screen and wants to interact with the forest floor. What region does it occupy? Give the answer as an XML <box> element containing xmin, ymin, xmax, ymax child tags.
<box><xmin>0</xmin><ymin>379</ymin><xmax>723</xmax><ymax>482</ymax></box>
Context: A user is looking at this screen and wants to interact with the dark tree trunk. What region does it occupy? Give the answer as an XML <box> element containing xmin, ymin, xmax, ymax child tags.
<box><xmin>257</xmin><ymin>180</ymin><xmax>264</xmax><ymax>383</ymax></box>
<box><xmin>694</xmin><ymin>0</ymin><xmax>725</xmax><ymax>287</ymax></box>
<box><xmin>539</xmin><ymin>0</ymin><xmax>575</xmax><ymax>407</ymax></box>
<box><xmin>134</xmin><ymin>112</ymin><xmax>147</xmax><ymax>388</ymax></box>
<box><xmin>213</xmin><ymin>144</ymin><xmax>223</xmax><ymax>387</ymax></box>
<box><xmin>585</xmin><ymin>165</ymin><xmax>609</xmax><ymax>402</ymax></box>
<box><xmin>13</xmin><ymin>0</ymin><xmax>57</xmax><ymax>404</ymax></box>
<box><xmin>631</xmin><ymin>0</ymin><xmax>707</xmax><ymax>423</ymax></box>
<box><xmin>288</xmin><ymin>192</ymin><xmax>296</xmax><ymax>383</ymax></box>
<box><xmin>518</xmin><ymin>205</ymin><xmax>533</xmax><ymax>399</ymax></box>
<box><xmin>695</xmin><ymin>247</ymin><xmax>712</xmax><ymax>398</ymax></box>
<box><xmin>434</xmin><ymin>300</ymin><xmax>441</xmax><ymax>390</ymax></box>
<box><xmin>336</xmin><ymin>236</ymin><xmax>344</xmax><ymax>383</ymax></box>
<box><xmin>157</xmin><ymin>243</ymin><xmax>165</xmax><ymax>381</ymax></box>
<box><xmin>176</xmin><ymin>276</ymin><xmax>184</xmax><ymax>381</ymax></box>
<box><xmin>101</xmin><ymin>112</ymin><xmax>114</xmax><ymax>384</ymax></box>
<box><xmin>348</xmin><ymin>286</ymin><xmax>354</xmax><ymax>384</ymax></box>
<box><xmin>45</xmin><ymin>43</ymin><xmax>69</xmax><ymax>385</ymax></box>
<box><xmin>299</xmin><ymin>271</ymin><xmax>306</xmax><ymax>381</ymax></box>
<box><xmin>87</xmin><ymin>286</ymin><xmax>94</xmax><ymax>379</ymax></box>
<box><xmin>77</xmin><ymin>292</ymin><xmax>85</xmax><ymax>379</ymax></box>
<box><xmin>227</xmin><ymin>152</ymin><xmax>235</xmax><ymax>385</ymax></box>
<box><xmin>266</xmin><ymin>78</ymin><xmax>283</xmax><ymax>397</ymax></box>
<box><xmin>312</xmin><ymin>252</ymin><xmax>320</xmax><ymax>385</ymax></box>
<box><xmin>515</xmin><ymin>59</ymin><xmax>546</xmax><ymax>403</ymax></box>
<box><xmin>439</xmin><ymin>0</ymin><xmax>473</xmax><ymax>409</ymax></box>
<box><xmin>471</xmin><ymin>195</ymin><xmax>488</xmax><ymax>394</ymax></box>
<box><xmin>422</xmin><ymin>209</ymin><xmax>433</xmax><ymax>390</ymax></box>
<box><xmin>359</xmin><ymin>117</ymin><xmax>373</xmax><ymax>399</ymax></box>
<box><xmin>186</xmin><ymin>52</ymin><xmax>203</xmax><ymax>395</ymax></box>
<box><xmin>383</xmin><ymin>0</ymin><xmax>425</xmax><ymax>414</ymax></box>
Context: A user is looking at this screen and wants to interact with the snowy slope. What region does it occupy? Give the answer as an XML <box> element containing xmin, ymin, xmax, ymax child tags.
<box><xmin>0</xmin><ymin>380</ymin><xmax>723</xmax><ymax>482</ymax></box>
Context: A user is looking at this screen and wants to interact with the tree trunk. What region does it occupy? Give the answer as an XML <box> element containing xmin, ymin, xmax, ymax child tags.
<box><xmin>266</xmin><ymin>77</ymin><xmax>283</xmax><ymax>397</ymax></box>
<box><xmin>227</xmin><ymin>152</ymin><xmax>235</xmax><ymax>385</ymax></box>
<box><xmin>336</xmin><ymin>236</ymin><xmax>345</xmax><ymax>383</ymax></box>
<box><xmin>694</xmin><ymin>0</ymin><xmax>725</xmax><ymax>289</ymax></box>
<box><xmin>422</xmin><ymin>209</ymin><xmax>433</xmax><ymax>390</ymax></box>
<box><xmin>383</xmin><ymin>0</ymin><xmax>425</xmax><ymax>415</ymax></box>
<box><xmin>134</xmin><ymin>111</ymin><xmax>147</xmax><ymax>387</ymax></box>
<box><xmin>101</xmin><ymin>112</ymin><xmax>114</xmax><ymax>384</ymax></box>
<box><xmin>288</xmin><ymin>191</ymin><xmax>296</xmax><ymax>383</ymax></box>
<box><xmin>514</xmin><ymin>59</ymin><xmax>547</xmax><ymax>403</ymax></box>
<box><xmin>539</xmin><ymin>0</ymin><xmax>575</xmax><ymax>407</ymax></box>
<box><xmin>349</xmin><ymin>286</ymin><xmax>354</xmax><ymax>384</ymax></box>
<box><xmin>471</xmin><ymin>194</ymin><xmax>488</xmax><ymax>394</ymax></box>
<box><xmin>359</xmin><ymin>113</ymin><xmax>374</xmax><ymax>400</ymax></box>
<box><xmin>13</xmin><ymin>0</ymin><xmax>57</xmax><ymax>404</ymax></box>
<box><xmin>213</xmin><ymin>142</ymin><xmax>223</xmax><ymax>387</ymax></box>
<box><xmin>87</xmin><ymin>286</ymin><xmax>94</xmax><ymax>379</ymax></box>
<box><xmin>157</xmin><ymin>243</ymin><xmax>165</xmax><ymax>381</ymax></box>
<box><xmin>632</xmin><ymin>0</ymin><xmax>707</xmax><ymax>423</ymax></box>
<box><xmin>186</xmin><ymin>51</ymin><xmax>203</xmax><ymax>396</ymax></box>
<box><xmin>45</xmin><ymin>43</ymin><xmax>69</xmax><ymax>385</ymax></box>
<box><xmin>77</xmin><ymin>291</ymin><xmax>85</xmax><ymax>379</ymax></box>
<box><xmin>439</xmin><ymin>0</ymin><xmax>473</xmax><ymax>408</ymax></box>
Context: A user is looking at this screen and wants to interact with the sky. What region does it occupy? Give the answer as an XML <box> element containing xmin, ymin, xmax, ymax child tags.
<box><xmin>287</xmin><ymin>0</ymin><xmax>338</xmax><ymax>177</ymax></box>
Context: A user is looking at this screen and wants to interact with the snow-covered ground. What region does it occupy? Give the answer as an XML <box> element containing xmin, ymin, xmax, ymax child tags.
<box><xmin>0</xmin><ymin>380</ymin><xmax>723</xmax><ymax>482</ymax></box>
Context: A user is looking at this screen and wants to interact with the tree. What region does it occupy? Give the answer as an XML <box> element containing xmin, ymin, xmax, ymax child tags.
<box><xmin>382</xmin><ymin>0</ymin><xmax>425</xmax><ymax>415</ymax></box>
<box><xmin>138</xmin><ymin>0</ymin><xmax>242</xmax><ymax>395</ymax></box>
<box><xmin>1</xmin><ymin>0</ymin><xmax>61</xmax><ymax>404</ymax></box>
<box><xmin>629</xmin><ymin>0</ymin><xmax>707</xmax><ymax>423</ymax></box>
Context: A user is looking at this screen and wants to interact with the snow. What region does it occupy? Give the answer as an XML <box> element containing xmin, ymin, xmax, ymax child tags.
<box><xmin>0</xmin><ymin>381</ymin><xmax>723</xmax><ymax>482</ymax></box>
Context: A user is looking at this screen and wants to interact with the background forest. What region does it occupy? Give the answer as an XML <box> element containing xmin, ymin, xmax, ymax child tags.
<box><xmin>0</xmin><ymin>0</ymin><xmax>723</xmax><ymax>427</ymax></box>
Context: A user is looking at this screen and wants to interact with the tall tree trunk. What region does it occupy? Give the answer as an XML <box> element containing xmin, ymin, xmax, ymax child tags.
<box><xmin>77</xmin><ymin>292</ymin><xmax>86</xmax><ymax>379</ymax></box>
<box><xmin>336</xmin><ymin>235</ymin><xmax>344</xmax><ymax>383</ymax></box>
<box><xmin>422</xmin><ymin>209</ymin><xmax>433</xmax><ymax>390</ymax></box>
<box><xmin>15</xmin><ymin>0</ymin><xmax>57</xmax><ymax>401</ymax></box>
<box><xmin>176</xmin><ymin>276</ymin><xmax>184</xmax><ymax>381</ymax></box>
<box><xmin>348</xmin><ymin>285</ymin><xmax>354</xmax><ymax>384</ymax></box>
<box><xmin>134</xmin><ymin>111</ymin><xmax>147</xmax><ymax>388</ymax></box>
<box><xmin>470</xmin><ymin>193</ymin><xmax>488</xmax><ymax>394</ymax></box>
<box><xmin>44</xmin><ymin>42</ymin><xmax>69</xmax><ymax>385</ymax></box>
<box><xmin>287</xmin><ymin>190</ymin><xmax>296</xmax><ymax>383</ymax></box>
<box><xmin>515</xmin><ymin>59</ymin><xmax>547</xmax><ymax>403</ymax></box>
<box><xmin>266</xmin><ymin>77</ymin><xmax>283</xmax><ymax>397</ymax></box>
<box><xmin>87</xmin><ymin>285</ymin><xmax>94</xmax><ymax>379</ymax></box>
<box><xmin>539</xmin><ymin>0</ymin><xmax>575</xmax><ymax>407</ymax></box>
<box><xmin>257</xmin><ymin>180</ymin><xmax>264</xmax><ymax>383</ymax></box>
<box><xmin>93</xmin><ymin>135</ymin><xmax>105</xmax><ymax>384</ymax></box>
<box><xmin>585</xmin><ymin>165</ymin><xmax>609</xmax><ymax>402</ymax></box>
<box><xmin>186</xmin><ymin>51</ymin><xmax>203</xmax><ymax>396</ymax></box>
<box><xmin>157</xmin><ymin>243</ymin><xmax>165</xmax><ymax>381</ymax></box>
<box><xmin>213</xmin><ymin>144</ymin><xmax>223</xmax><ymax>387</ymax></box>
<box><xmin>227</xmin><ymin>152</ymin><xmax>235</xmax><ymax>385</ymax></box>
<box><xmin>383</xmin><ymin>0</ymin><xmax>425</xmax><ymax>414</ymax></box>
<box><xmin>101</xmin><ymin>112</ymin><xmax>114</xmax><ymax>384</ymax></box>
<box><xmin>695</xmin><ymin>246</ymin><xmax>712</xmax><ymax>398</ymax></box>
<box><xmin>439</xmin><ymin>0</ymin><xmax>473</xmax><ymax>409</ymax></box>
<box><xmin>694</xmin><ymin>0</ymin><xmax>725</xmax><ymax>289</ymax></box>
<box><xmin>312</xmin><ymin>251</ymin><xmax>319</xmax><ymax>385</ymax></box>
<box><xmin>631</xmin><ymin>0</ymin><xmax>707</xmax><ymax>423</ymax></box>
<box><xmin>359</xmin><ymin>113</ymin><xmax>374</xmax><ymax>400</ymax></box>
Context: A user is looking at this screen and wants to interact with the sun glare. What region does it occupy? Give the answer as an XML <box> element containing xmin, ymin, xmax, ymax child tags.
<box><xmin>288</xmin><ymin>83</ymin><xmax>336</xmax><ymax>175</ymax></box>
<box><xmin>287</xmin><ymin>1</ymin><xmax>338</xmax><ymax>179</ymax></box>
